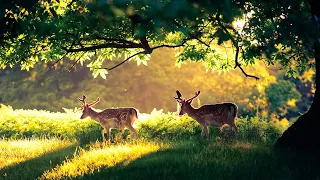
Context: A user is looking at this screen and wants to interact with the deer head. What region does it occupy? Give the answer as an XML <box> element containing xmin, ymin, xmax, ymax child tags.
<box><xmin>78</xmin><ymin>95</ymin><xmax>100</xmax><ymax>119</ymax></box>
<box><xmin>174</xmin><ymin>90</ymin><xmax>200</xmax><ymax>115</ymax></box>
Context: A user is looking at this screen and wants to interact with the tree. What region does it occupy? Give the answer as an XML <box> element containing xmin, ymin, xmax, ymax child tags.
<box><xmin>0</xmin><ymin>0</ymin><xmax>319</xmax><ymax>152</ymax></box>
<box><xmin>0</xmin><ymin>48</ymin><xmax>277</xmax><ymax>114</ymax></box>
<box><xmin>265</xmin><ymin>80</ymin><xmax>302</xmax><ymax>117</ymax></box>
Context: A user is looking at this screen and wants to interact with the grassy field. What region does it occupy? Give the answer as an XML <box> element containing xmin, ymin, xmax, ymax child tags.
<box><xmin>1</xmin><ymin>138</ymin><xmax>319</xmax><ymax>180</ymax></box>
<box><xmin>0</xmin><ymin>105</ymin><xmax>319</xmax><ymax>180</ymax></box>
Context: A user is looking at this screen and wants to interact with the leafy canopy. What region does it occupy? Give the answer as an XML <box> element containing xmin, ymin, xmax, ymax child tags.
<box><xmin>0</xmin><ymin>0</ymin><xmax>318</xmax><ymax>78</ymax></box>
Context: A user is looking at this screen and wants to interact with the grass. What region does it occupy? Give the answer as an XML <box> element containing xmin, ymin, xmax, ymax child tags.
<box><xmin>0</xmin><ymin>137</ymin><xmax>78</xmax><ymax>180</ymax></box>
<box><xmin>40</xmin><ymin>139</ymin><xmax>167</xmax><ymax>179</ymax></box>
<box><xmin>0</xmin><ymin>105</ymin><xmax>317</xmax><ymax>179</ymax></box>
<box><xmin>1</xmin><ymin>138</ymin><xmax>319</xmax><ymax>180</ymax></box>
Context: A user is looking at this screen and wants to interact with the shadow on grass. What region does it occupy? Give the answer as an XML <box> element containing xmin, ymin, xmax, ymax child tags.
<box><xmin>80</xmin><ymin>139</ymin><xmax>320</xmax><ymax>180</ymax></box>
<box><xmin>0</xmin><ymin>143</ymin><xmax>78</xmax><ymax>180</ymax></box>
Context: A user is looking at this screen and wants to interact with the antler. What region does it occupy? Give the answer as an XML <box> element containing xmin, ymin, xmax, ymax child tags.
<box><xmin>187</xmin><ymin>91</ymin><xmax>201</xmax><ymax>102</ymax></box>
<box><xmin>78</xmin><ymin>95</ymin><xmax>87</xmax><ymax>106</ymax></box>
<box><xmin>174</xmin><ymin>90</ymin><xmax>184</xmax><ymax>103</ymax></box>
<box><xmin>88</xmin><ymin>97</ymin><xmax>100</xmax><ymax>107</ymax></box>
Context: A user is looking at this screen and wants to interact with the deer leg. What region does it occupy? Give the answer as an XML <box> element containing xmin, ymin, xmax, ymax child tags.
<box><xmin>201</xmin><ymin>128</ymin><xmax>205</xmax><ymax>137</ymax></box>
<box><xmin>127</xmin><ymin>125</ymin><xmax>138</xmax><ymax>139</ymax></box>
<box><xmin>200</xmin><ymin>124</ymin><xmax>206</xmax><ymax>137</ymax></box>
<box><xmin>219</xmin><ymin>124</ymin><xmax>226</xmax><ymax>137</ymax></box>
<box><xmin>101</xmin><ymin>128</ymin><xmax>107</xmax><ymax>142</ymax></box>
<box><xmin>200</xmin><ymin>123</ymin><xmax>209</xmax><ymax>138</ymax></box>
<box><xmin>205</xmin><ymin>125</ymin><xmax>210</xmax><ymax>137</ymax></box>
<box><xmin>107</xmin><ymin>128</ymin><xmax>114</xmax><ymax>142</ymax></box>
<box><xmin>231</xmin><ymin>123</ymin><xmax>238</xmax><ymax>138</ymax></box>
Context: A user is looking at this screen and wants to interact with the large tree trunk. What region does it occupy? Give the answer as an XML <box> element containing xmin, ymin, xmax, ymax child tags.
<box><xmin>274</xmin><ymin>0</ymin><xmax>320</xmax><ymax>153</ymax></box>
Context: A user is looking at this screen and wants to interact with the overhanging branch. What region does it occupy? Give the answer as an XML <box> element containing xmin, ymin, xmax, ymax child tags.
<box><xmin>214</xmin><ymin>13</ymin><xmax>259</xmax><ymax>80</ymax></box>
<box><xmin>97</xmin><ymin>40</ymin><xmax>188</xmax><ymax>71</ymax></box>
<box><xmin>62</xmin><ymin>43</ymin><xmax>144</xmax><ymax>52</ymax></box>
<box><xmin>103</xmin><ymin>51</ymin><xmax>146</xmax><ymax>71</ymax></box>
<box><xmin>173</xmin><ymin>20</ymin><xmax>210</xmax><ymax>48</ymax></box>
<box><xmin>68</xmin><ymin>52</ymin><xmax>85</xmax><ymax>72</ymax></box>
<box><xmin>234</xmin><ymin>47</ymin><xmax>259</xmax><ymax>80</ymax></box>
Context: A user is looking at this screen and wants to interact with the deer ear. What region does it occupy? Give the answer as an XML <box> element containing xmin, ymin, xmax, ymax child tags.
<box><xmin>186</xmin><ymin>99</ymin><xmax>192</xmax><ymax>104</ymax></box>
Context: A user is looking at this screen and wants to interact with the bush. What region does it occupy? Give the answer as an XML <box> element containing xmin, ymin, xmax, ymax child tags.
<box><xmin>137</xmin><ymin>109</ymin><xmax>288</xmax><ymax>143</ymax></box>
<box><xmin>0</xmin><ymin>105</ymin><xmax>288</xmax><ymax>144</ymax></box>
<box><xmin>0</xmin><ymin>104</ymin><xmax>102</xmax><ymax>142</ymax></box>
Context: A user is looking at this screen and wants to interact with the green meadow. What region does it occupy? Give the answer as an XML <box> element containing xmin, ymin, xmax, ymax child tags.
<box><xmin>0</xmin><ymin>104</ymin><xmax>319</xmax><ymax>180</ymax></box>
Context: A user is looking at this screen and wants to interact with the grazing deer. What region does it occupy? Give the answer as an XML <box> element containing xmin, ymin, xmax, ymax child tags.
<box><xmin>174</xmin><ymin>90</ymin><xmax>238</xmax><ymax>138</ymax></box>
<box><xmin>78</xmin><ymin>95</ymin><xmax>138</xmax><ymax>142</ymax></box>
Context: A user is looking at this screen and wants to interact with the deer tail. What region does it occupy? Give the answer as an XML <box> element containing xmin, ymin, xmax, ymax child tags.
<box><xmin>131</xmin><ymin>108</ymin><xmax>138</xmax><ymax>119</ymax></box>
<box><xmin>233</xmin><ymin>104</ymin><xmax>238</xmax><ymax>118</ymax></box>
<box><xmin>228</xmin><ymin>104</ymin><xmax>238</xmax><ymax>122</ymax></box>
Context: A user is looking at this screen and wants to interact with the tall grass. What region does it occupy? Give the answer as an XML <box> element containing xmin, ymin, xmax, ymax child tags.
<box><xmin>137</xmin><ymin>110</ymin><xmax>288</xmax><ymax>144</ymax></box>
<box><xmin>0</xmin><ymin>104</ymin><xmax>101</xmax><ymax>142</ymax></box>
<box><xmin>0</xmin><ymin>105</ymin><xmax>289</xmax><ymax>144</ymax></box>
<box><xmin>2</xmin><ymin>104</ymin><xmax>312</xmax><ymax>180</ymax></box>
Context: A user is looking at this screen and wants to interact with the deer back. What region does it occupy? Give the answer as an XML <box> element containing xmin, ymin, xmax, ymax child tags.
<box><xmin>98</xmin><ymin>108</ymin><xmax>138</xmax><ymax>125</ymax></box>
<box><xmin>194</xmin><ymin>103</ymin><xmax>237</xmax><ymax>123</ymax></box>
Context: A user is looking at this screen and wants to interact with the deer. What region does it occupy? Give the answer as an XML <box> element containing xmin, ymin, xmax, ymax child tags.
<box><xmin>78</xmin><ymin>95</ymin><xmax>138</xmax><ymax>142</ymax></box>
<box><xmin>174</xmin><ymin>90</ymin><xmax>238</xmax><ymax>138</ymax></box>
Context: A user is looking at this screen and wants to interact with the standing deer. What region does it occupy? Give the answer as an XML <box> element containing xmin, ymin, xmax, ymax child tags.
<box><xmin>174</xmin><ymin>90</ymin><xmax>238</xmax><ymax>138</ymax></box>
<box><xmin>78</xmin><ymin>95</ymin><xmax>138</xmax><ymax>142</ymax></box>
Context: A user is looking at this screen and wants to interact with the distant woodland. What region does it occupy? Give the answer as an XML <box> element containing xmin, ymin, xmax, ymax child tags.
<box><xmin>0</xmin><ymin>49</ymin><xmax>314</xmax><ymax>122</ymax></box>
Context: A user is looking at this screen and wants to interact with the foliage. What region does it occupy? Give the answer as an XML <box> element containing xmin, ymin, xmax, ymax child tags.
<box><xmin>0</xmin><ymin>49</ymin><xmax>279</xmax><ymax>115</ymax></box>
<box><xmin>0</xmin><ymin>104</ymin><xmax>101</xmax><ymax>142</ymax></box>
<box><xmin>265</xmin><ymin>80</ymin><xmax>302</xmax><ymax>116</ymax></box>
<box><xmin>138</xmin><ymin>110</ymin><xmax>288</xmax><ymax>143</ymax></box>
<box><xmin>0</xmin><ymin>104</ymin><xmax>288</xmax><ymax>144</ymax></box>
<box><xmin>0</xmin><ymin>0</ymin><xmax>317</xmax><ymax>78</ymax></box>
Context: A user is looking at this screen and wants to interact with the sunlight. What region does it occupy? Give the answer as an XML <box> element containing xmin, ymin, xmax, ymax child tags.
<box><xmin>0</xmin><ymin>138</ymin><xmax>76</xmax><ymax>169</ymax></box>
<box><xmin>40</xmin><ymin>140</ymin><xmax>169</xmax><ymax>179</ymax></box>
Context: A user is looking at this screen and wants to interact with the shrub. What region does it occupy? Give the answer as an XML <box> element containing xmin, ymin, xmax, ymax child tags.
<box><xmin>137</xmin><ymin>109</ymin><xmax>288</xmax><ymax>143</ymax></box>
<box><xmin>0</xmin><ymin>105</ymin><xmax>288</xmax><ymax>144</ymax></box>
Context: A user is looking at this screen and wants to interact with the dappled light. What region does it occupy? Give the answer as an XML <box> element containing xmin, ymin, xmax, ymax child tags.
<box><xmin>0</xmin><ymin>137</ymin><xmax>76</xmax><ymax>180</ymax></box>
<box><xmin>0</xmin><ymin>138</ymin><xmax>75</xmax><ymax>170</ymax></box>
<box><xmin>0</xmin><ymin>0</ymin><xmax>319</xmax><ymax>179</ymax></box>
<box><xmin>40</xmin><ymin>140</ymin><xmax>167</xmax><ymax>179</ymax></box>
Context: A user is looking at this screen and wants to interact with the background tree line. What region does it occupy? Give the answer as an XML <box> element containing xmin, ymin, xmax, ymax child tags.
<box><xmin>0</xmin><ymin>49</ymin><xmax>314</xmax><ymax>122</ymax></box>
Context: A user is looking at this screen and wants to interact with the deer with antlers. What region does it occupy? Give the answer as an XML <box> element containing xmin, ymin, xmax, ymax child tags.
<box><xmin>174</xmin><ymin>90</ymin><xmax>238</xmax><ymax>138</ymax></box>
<box><xmin>78</xmin><ymin>95</ymin><xmax>138</xmax><ymax>142</ymax></box>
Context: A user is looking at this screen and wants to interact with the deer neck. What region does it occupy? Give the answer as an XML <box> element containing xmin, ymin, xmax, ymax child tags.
<box><xmin>185</xmin><ymin>104</ymin><xmax>197</xmax><ymax>118</ymax></box>
<box><xmin>88</xmin><ymin>108</ymin><xmax>100</xmax><ymax>122</ymax></box>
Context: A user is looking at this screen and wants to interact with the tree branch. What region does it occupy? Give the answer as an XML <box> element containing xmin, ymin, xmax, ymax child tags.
<box><xmin>214</xmin><ymin>13</ymin><xmax>259</xmax><ymax>80</ymax></box>
<box><xmin>96</xmin><ymin>40</ymin><xmax>188</xmax><ymax>71</ymax></box>
<box><xmin>94</xmin><ymin>37</ymin><xmax>138</xmax><ymax>45</ymax></box>
<box><xmin>151</xmin><ymin>40</ymin><xmax>188</xmax><ymax>49</ymax></box>
<box><xmin>62</xmin><ymin>43</ymin><xmax>144</xmax><ymax>52</ymax></box>
<box><xmin>68</xmin><ymin>52</ymin><xmax>85</xmax><ymax>72</ymax></box>
<box><xmin>234</xmin><ymin>46</ymin><xmax>259</xmax><ymax>80</ymax></box>
<box><xmin>173</xmin><ymin>20</ymin><xmax>210</xmax><ymax>47</ymax></box>
<box><xmin>98</xmin><ymin>51</ymin><xmax>146</xmax><ymax>71</ymax></box>
<box><xmin>53</xmin><ymin>37</ymin><xmax>78</xmax><ymax>66</ymax></box>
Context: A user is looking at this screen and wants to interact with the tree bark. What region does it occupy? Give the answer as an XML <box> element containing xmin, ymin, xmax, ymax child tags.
<box><xmin>274</xmin><ymin>0</ymin><xmax>320</xmax><ymax>153</ymax></box>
